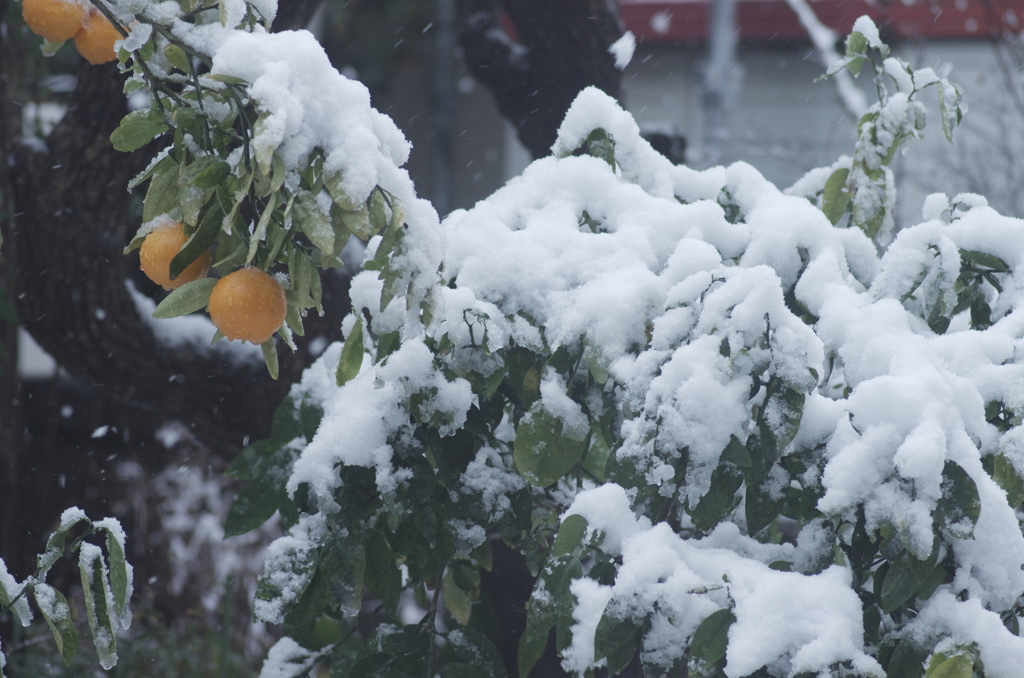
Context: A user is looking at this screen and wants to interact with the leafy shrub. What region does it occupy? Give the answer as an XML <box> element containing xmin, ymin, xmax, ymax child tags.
<box><xmin>25</xmin><ymin>1</ymin><xmax>1024</xmax><ymax>676</ymax></box>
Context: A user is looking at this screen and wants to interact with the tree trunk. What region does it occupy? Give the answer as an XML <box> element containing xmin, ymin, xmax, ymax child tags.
<box><xmin>458</xmin><ymin>0</ymin><xmax>624</xmax><ymax>159</ymax></box>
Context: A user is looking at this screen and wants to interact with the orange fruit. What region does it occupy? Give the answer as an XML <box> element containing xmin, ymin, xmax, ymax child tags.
<box><xmin>22</xmin><ymin>0</ymin><xmax>85</xmax><ymax>42</ymax></box>
<box><xmin>139</xmin><ymin>222</ymin><xmax>211</xmax><ymax>290</ymax></box>
<box><xmin>207</xmin><ymin>268</ymin><xmax>287</xmax><ymax>345</ymax></box>
<box><xmin>74</xmin><ymin>9</ymin><xmax>121</xmax><ymax>65</ymax></box>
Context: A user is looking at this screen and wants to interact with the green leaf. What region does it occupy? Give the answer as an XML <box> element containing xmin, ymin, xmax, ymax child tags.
<box><xmin>310</xmin><ymin>266</ymin><xmax>324</xmax><ymax>315</ymax></box>
<box><xmin>689</xmin><ymin>462</ymin><xmax>744</xmax><ymax>530</ymax></box>
<box><xmin>369</xmin><ymin>188</ymin><xmax>388</xmax><ymax>237</ymax></box>
<box><xmin>371</xmin><ymin>212</ymin><xmax>406</xmax><ymax>270</ymax></box>
<box><xmin>224</xmin><ymin>477</ymin><xmax>279</xmax><ymax>537</ymax></box>
<box><xmin>318</xmin><ymin>534</ymin><xmax>365</xmax><ymax>619</ymax></box>
<box><xmin>993</xmin><ymin>453</ymin><xmax>1024</xmax><ymax>507</ymax></box>
<box><xmin>886</xmin><ymin>638</ymin><xmax>929</xmax><ymax>678</ymax></box>
<box><xmin>191</xmin><ymin>160</ymin><xmax>232</xmax><ymax>188</ymax></box>
<box><xmin>345</xmin><ymin>652</ymin><xmax>400</xmax><ymax>678</ymax></box>
<box><xmin>517</xmin><ymin>621</ymin><xmax>549</xmax><ymax>678</ymax></box>
<box><xmin>249</xmin><ymin>192</ymin><xmax>279</xmax><ymax>265</ymax></box>
<box><xmin>110</xmin><ymin>109</ymin><xmax>169</xmax><ymax>152</ymax></box>
<box><xmin>586</xmin><ymin>128</ymin><xmax>616</xmax><ymax>170</ymax></box>
<box><xmin>255</xmin><ymin>542</ymin><xmax>317</xmax><ymax>622</ymax></box>
<box><xmin>584</xmin><ymin>341</ymin><xmax>610</xmax><ymax>385</ymax></box>
<box><xmin>128</xmin><ymin>152</ymin><xmax>174</xmax><ymax>194</ymax></box>
<box><xmin>376</xmin><ymin>331</ymin><xmax>401</xmax><ymax>363</ymax></box>
<box><xmin>448</xmin><ymin>629</ymin><xmax>506</xmax><ymax>678</ymax></box>
<box><xmin>341</xmin><ymin>206</ymin><xmax>372</xmax><ymax>242</ymax></box>
<box><xmin>688</xmin><ymin>608</ymin><xmax>735</xmax><ymax>675</ymax></box>
<box><xmin>443</xmin><ymin>567</ymin><xmax>473</xmax><ymax>625</ymax></box>
<box><xmin>440</xmin><ymin>663</ymin><xmax>486</xmax><ymax>678</ymax></box>
<box><xmin>520</xmin><ymin>555</ymin><xmax>582</xmax><ymax>675</ymax></box>
<box><xmin>514</xmin><ymin>405</ymin><xmax>588</xmax><ymax>487</ymax></box>
<box><xmin>171</xmin><ymin>107</ymin><xmax>203</xmax><ymax>139</ymax></box>
<box><xmin>936</xmin><ymin>460</ymin><xmax>981</xmax><ymax>540</ymax></box>
<box><xmin>169</xmin><ymin>205</ymin><xmax>220</xmax><ymax>281</ymax></box>
<box><xmin>846</xmin><ymin>31</ymin><xmax>867</xmax><ymax>57</ymax></box>
<box><xmin>36</xmin><ymin>525</ymin><xmax>74</xmax><ymax>580</ymax></box>
<box><xmin>205</xmin><ymin>73</ymin><xmax>248</xmax><ymax>85</ymax></box>
<box><xmin>293</xmin><ymin>251</ymin><xmax>313</xmax><ymax>310</ymax></box>
<box><xmin>925</xmin><ymin>652</ymin><xmax>973</xmax><ymax>678</ymax></box>
<box><xmin>916</xmin><ymin>558</ymin><xmax>947</xmax><ymax>601</ymax></box>
<box><xmin>553</xmin><ymin>515</ymin><xmax>589</xmax><ymax>557</ymax></box>
<box><xmin>880</xmin><ymin>551</ymin><xmax>922</xmax><ymax>613</ymax></box>
<box><xmin>336</xmin><ymin>317</ymin><xmax>364</xmax><ymax>386</ymax></box>
<box><xmin>151</xmin><ymin>278</ymin><xmax>217</xmax><ymax>319</ymax></box>
<box><xmin>33</xmin><ymin>584</ymin><xmax>78</xmax><ymax>667</ymax></box>
<box><xmin>41</xmin><ymin>38</ymin><xmax>64</xmax><ymax>57</ymax></box>
<box><xmin>720</xmin><ymin>435</ymin><xmax>752</xmax><ymax>467</ymax></box>
<box><xmin>143</xmin><ymin>162</ymin><xmax>181</xmax><ymax>223</ymax></box>
<box><xmin>906</xmin><ymin>540</ymin><xmax>940</xmax><ymax>584</ymax></box>
<box><xmin>961</xmin><ymin>249</ymin><xmax>1010</xmax><ymax>273</ymax></box>
<box><xmin>768</xmin><ymin>388</ymin><xmax>804</xmax><ymax>450</ymax></box>
<box><xmin>379</xmin><ymin>267</ymin><xmax>403</xmax><ymax>313</ymax></box>
<box><xmin>284</xmin><ymin>571</ymin><xmax>329</xmax><ymax>650</ymax></box>
<box><xmin>451</xmin><ymin>560</ymin><xmax>480</xmax><ymax>593</ymax></box>
<box><xmin>103</xmin><ymin>530</ymin><xmax>131</xmax><ymax>626</ymax></box>
<box><xmin>163</xmin><ymin>43</ymin><xmax>190</xmax><ymax>72</ymax></box>
<box><xmin>261</xmin><ymin>339</ymin><xmax>279</xmax><ymax>380</ymax></box>
<box><xmin>594</xmin><ymin>613</ymin><xmax>641</xmax><ymax>674</ymax></box>
<box><xmin>745</xmin><ymin>478</ymin><xmax>782</xmax><ymax>536</ymax></box>
<box><xmin>179</xmin><ymin>156</ymin><xmax>222</xmax><ymax>188</ymax></box>
<box><xmin>363</xmin><ymin>529</ymin><xmax>400</xmax><ymax>611</ymax></box>
<box><xmin>79</xmin><ymin>546</ymin><xmax>118</xmax><ymax>670</ymax></box>
<box><xmin>937</xmin><ymin>81</ymin><xmax>961</xmax><ymax>144</ymax></box>
<box><xmin>821</xmin><ymin>168</ymin><xmax>851</xmax><ymax>225</ymax></box>
<box><xmin>294</xmin><ymin>192</ymin><xmax>336</xmax><ymax>256</ymax></box>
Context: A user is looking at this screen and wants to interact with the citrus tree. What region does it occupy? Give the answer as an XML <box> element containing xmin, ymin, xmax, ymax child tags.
<box><xmin>17</xmin><ymin>1</ymin><xmax>1024</xmax><ymax>677</ymax></box>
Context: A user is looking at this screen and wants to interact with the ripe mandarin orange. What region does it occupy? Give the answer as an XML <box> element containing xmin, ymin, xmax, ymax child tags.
<box><xmin>74</xmin><ymin>9</ymin><xmax>121</xmax><ymax>64</ymax></box>
<box><xmin>139</xmin><ymin>222</ymin><xmax>211</xmax><ymax>290</ymax></box>
<box><xmin>22</xmin><ymin>0</ymin><xmax>85</xmax><ymax>42</ymax></box>
<box><xmin>208</xmin><ymin>268</ymin><xmax>287</xmax><ymax>345</ymax></box>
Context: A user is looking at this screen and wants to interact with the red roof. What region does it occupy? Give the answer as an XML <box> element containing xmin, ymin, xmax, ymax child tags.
<box><xmin>620</xmin><ymin>0</ymin><xmax>1024</xmax><ymax>42</ymax></box>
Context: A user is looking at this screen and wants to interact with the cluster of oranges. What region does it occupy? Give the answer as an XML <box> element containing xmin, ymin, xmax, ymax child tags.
<box><xmin>22</xmin><ymin>0</ymin><xmax>122</xmax><ymax>64</ymax></box>
<box><xmin>139</xmin><ymin>223</ymin><xmax>288</xmax><ymax>345</ymax></box>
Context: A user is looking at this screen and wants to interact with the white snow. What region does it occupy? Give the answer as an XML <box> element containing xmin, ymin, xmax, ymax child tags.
<box><xmin>0</xmin><ymin>559</ymin><xmax>32</xmax><ymax>627</ymax></box>
<box><xmin>257</xmin><ymin>637</ymin><xmax>316</xmax><ymax>678</ymax></box>
<box><xmin>59</xmin><ymin>506</ymin><xmax>88</xmax><ymax>531</ymax></box>
<box><xmin>608</xmin><ymin>31</ymin><xmax>636</xmax><ymax>71</ymax></box>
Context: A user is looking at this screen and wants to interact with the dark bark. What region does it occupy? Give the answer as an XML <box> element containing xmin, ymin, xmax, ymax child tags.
<box><xmin>458</xmin><ymin>0</ymin><xmax>623</xmax><ymax>159</ymax></box>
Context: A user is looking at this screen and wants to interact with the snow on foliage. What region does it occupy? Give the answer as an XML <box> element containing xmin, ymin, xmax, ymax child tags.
<box><xmin>272</xmin><ymin>66</ymin><xmax>1020</xmax><ymax>672</ymax></box>
<box><xmin>0</xmin><ymin>559</ymin><xmax>32</xmax><ymax>628</ymax></box>
<box><xmin>94</xmin><ymin>1</ymin><xmax>1024</xmax><ymax>675</ymax></box>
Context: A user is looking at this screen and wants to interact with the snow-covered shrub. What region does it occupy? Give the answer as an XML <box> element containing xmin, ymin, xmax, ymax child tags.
<box><xmin>0</xmin><ymin>509</ymin><xmax>133</xmax><ymax>674</ymax></box>
<box><xmin>91</xmin><ymin>1</ymin><xmax>1024</xmax><ymax>676</ymax></box>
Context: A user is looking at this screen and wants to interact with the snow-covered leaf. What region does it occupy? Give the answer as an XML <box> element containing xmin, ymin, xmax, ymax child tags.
<box><xmin>514</xmin><ymin>406</ymin><xmax>587</xmax><ymax>487</ymax></box>
<box><xmin>33</xmin><ymin>584</ymin><xmax>78</xmax><ymax>667</ymax></box>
